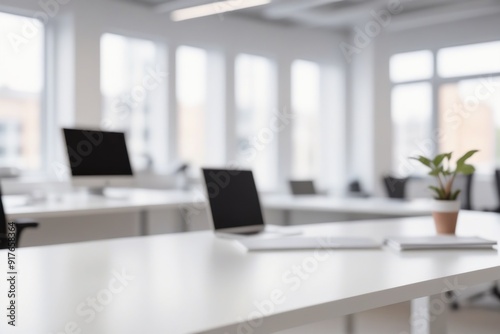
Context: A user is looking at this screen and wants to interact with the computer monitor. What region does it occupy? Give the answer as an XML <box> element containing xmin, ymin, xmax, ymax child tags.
<box><xmin>289</xmin><ymin>180</ymin><xmax>317</xmax><ymax>195</ymax></box>
<box><xmin>62</xmin><ymin>128</ymin><xmax>134</xmax><ymax>195</ymax></box>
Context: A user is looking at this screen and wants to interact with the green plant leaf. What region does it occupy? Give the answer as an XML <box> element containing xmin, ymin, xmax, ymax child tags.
<box><xmin>428</xmin><ymin>186</ymin><xmax>446</xmax><ymax>199</ymax></box>
<box><xmin>428</xmin><ymin>165</ymin><xmax>444</xmax><ymax>177</ymax></box>
<box><xmin>450</xmin><ymin>189</ymin><xmax>461</xmax><ymax>200</ymax></box>
<box><xmin>410</xmin><ymin>156</ymin><xmax>432</xmax><ymax>168</ymax></box>
<box><xmin>456</xmin><ymin>150</ymin><xmax>478</xmax><ymax>166</ymax></box>
<box><xmin>432</xmin><ymin>153</ymin><xmax>450</xmax><ymax>167</ymax></box>
<box><xmin>456</xmin><ymin>164</ymin><xmax>475</xmax><ymax>175</ymax></box>
<box><xmin>455</xmin><ymin>150</ymin><xmax>479</xmax><ymax>175</ymax></box>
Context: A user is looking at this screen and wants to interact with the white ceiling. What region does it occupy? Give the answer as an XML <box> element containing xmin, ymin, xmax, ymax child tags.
<box><xmin>118</xmin><ymin>0</ymin><xmax>500</xmax><ymax>30</ymax></box>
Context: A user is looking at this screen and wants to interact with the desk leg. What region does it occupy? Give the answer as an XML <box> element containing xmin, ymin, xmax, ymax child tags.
<box><xmin>139</xmin><ymin>210</ymin><xmax>148</xmax><ymax>236</ymax></box>
<box><xmin>283</xmin><ymin>209</ymin><xmax>291</xmax><ymax>226</ymax></box>
<box><xmin>411</xmin><ymin>294</ymin><xmax>448</xmax><ymax>334</ymax></box>
<box><xmin>344</xmin><ymin>314</ymin><xmax>354</xmax><ymax>334</ymax></box>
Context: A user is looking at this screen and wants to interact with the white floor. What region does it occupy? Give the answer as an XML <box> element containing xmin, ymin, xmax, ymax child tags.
<box><xmin>277</xmin><ymin>299</ymin><xmax>500</xmax><ymax>334</ymax></box>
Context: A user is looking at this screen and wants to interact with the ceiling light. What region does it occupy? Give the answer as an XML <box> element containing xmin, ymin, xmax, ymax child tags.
<box><xmin>171</xmin><ymin>0</ymin><xmax>271</xmax><ymax>22</ymax></box>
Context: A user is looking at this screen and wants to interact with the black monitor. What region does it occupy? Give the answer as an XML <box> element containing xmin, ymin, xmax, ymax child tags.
<box><xmin>62</xmin><ymin>128</ymin><xmax>134</xmax><ymax>194</ymax></box>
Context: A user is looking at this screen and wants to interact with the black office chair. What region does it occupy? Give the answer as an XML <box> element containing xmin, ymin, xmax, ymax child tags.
<box><xmin>382</xmin><ymin>176</ymin><xmax>408</xmax><ymax>199</ymax></box>
<box><xmin>347</xmin><ymin>180</ymin><xmax>370</xmax><ymax>198</ymax></box>
<box><xmin>454</xmin><ymin>173</ymin><xmax>474</xmax><ymax>210</ymax></box>
<box><xmin>0</xmin><ymin>185</ymin><xmax>39</xmax><ymax>249</ymax></box>
<box><xmin>481</xmin><ymin>169</ymin><xmax>500</xmax><ymax>213</ymax></box>
<box><xmin>489</xmin><ymin>169</ymin><xmax>500</xmax><ymax>213</ymax></box>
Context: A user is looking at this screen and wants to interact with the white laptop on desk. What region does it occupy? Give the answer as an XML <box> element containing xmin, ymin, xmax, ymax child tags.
<box><xmin>202</xmin><ymin>168</ymin><xmax>300</xmax><ymax>238</ymax></box>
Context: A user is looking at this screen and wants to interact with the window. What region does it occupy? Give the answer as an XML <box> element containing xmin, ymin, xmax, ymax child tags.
<box><xmin>439</xmin><ymin>77</ymin><xmax>500</xmax><ymax>172</ymax></box>
<box><xmin>101</xmin><ymin>33</ymin><xmax>166</xmax><ymax>172</ymax></box>
<box><xmin>235</xmin><ymin>54</ymin><xmax>277</xmax><ymax>190</ymax></box>
<box><xmin>176</xmin><ymin>46</ymin><xmax>208</xmax><ymax>168</ymax></box>
<box><xmin>391</xmin><ymin>42</ymin><xmax>500</xmax><ymax>175</ymax></box>
<box><xmin>0</xmin><ymin>12</ymin><xmax>44</xmax><ymax>171</ymax></box>
<box><xmin>390</xmin><ymin>50</ymin><xmax>433</xmax><ymax>83</ymax></box>
<box><xmin>291</xmin><ymin>60</ymin><xmax>321</xmax><ymax>179</ymax></box>
<box><xmin>390</xmin><ymin>50</ymin><xmax>433</xmax><ymax>175</ymax></box>
<box><xmin>437</xmin><ymin>42</ymin><xmax>500</xmax><ymax>172</ymax></box>
<box><xmin>391</xmin><ymin>83</ymin><xmax>432</xmax><ymax>174</ymax></box>
<box><xmin>438</xmin><ymin>41</ymin><xmax>500</xmax><ymax>78</ymax></box>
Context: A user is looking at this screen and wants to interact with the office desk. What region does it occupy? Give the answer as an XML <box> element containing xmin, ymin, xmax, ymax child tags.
<box><xmin>4</xmin><ymin>189</ymin><xmax>203</xmax><ymax>236</ymax></box>
<box><xmin>4</xmin><ymin>189</ymin><xmax>201</xmax><ymax>220</ymax></box>
<box><xmin>4</xmin><ymin>192</ymin><xmax>434</xmax><ymax>244</ymax></box>
<box><xmin>1</xmin><ymin>211</ymin><xmax>499</xmax><ymax>334</ymax></box>
<box><xmin>5</xmin><ymin>192</ymin><xmax>431</xmax><ymax>221</ymax></box>
<box><xmin>262</xmin><ymin>195</ymin><xmax>433</xmax><ymax>225</ymax></box>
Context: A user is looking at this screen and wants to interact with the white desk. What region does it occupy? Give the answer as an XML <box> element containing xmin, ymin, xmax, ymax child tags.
<box><xmin>262</xmin><ymin>195</ymin><xmax>433</xmax><ymax>216</ymax></box>
<box><xmin>1</xmin><ymin>211</ymin><xmax>499</xmax><ymax>334</ymax></box>
<box><xmin>4</xmin><ymin>192</ymin><xmax>432</xmax><ymax>220</ymax></box>
<box><xmin>4</xmin><ymin>191</ymin><xmax>433</xmax><ymax>234</ymax></box>
<box><xmin>262</xmin><ymin>195</ymin><xmax>433</xmax><ymax>225</ymax></box>
<box><xmin>4</xmin><ymin>189</ymin><xmax>201</xmax><ymax>220</ymax></box>
<box><xmin>4</xmin><ymin>189</ymin><xmax>203</xmax><ymax>237</ymax></box>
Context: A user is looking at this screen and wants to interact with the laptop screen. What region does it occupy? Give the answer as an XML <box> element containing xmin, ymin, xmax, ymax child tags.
<box><xmin>202</xmin><ymin>169</ymin><xmax>265</xmax><ymax>230</ymax></box>
<box><xmin>290</xmin><ymin>180</ymin><xmax>316</xmax><ymax>195</ymax></box>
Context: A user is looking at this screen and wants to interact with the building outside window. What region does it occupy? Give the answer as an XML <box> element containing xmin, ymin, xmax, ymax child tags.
<box><xmin>0</xmin><ymin>12</ymin><xmax>44</xmax><ymax>172</ymax></box>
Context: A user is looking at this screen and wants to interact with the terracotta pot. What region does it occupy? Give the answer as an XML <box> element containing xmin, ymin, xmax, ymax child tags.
<box><xmin>432</xmin><ymin>200</ymin><xmax>460</xmax><ymax>234</ymax></box>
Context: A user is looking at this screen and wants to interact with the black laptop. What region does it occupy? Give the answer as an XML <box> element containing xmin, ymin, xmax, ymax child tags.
<box><xmin>202</xmin><ymin>168</ymin><xmax>300</xmax><ymax>237</ymax></box>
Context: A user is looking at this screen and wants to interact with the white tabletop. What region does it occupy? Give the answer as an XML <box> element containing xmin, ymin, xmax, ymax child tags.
<box><xmin>1</xmin><ymin>211</ymin><xmax>499</xmax><ymax>334</ymax></box>
<box><xmin>262</xmin><ymin>194</ymin><xmax>433</xmax><ymax>216</ymax></box>
<box><xmin>4</xmin><ymin>190</ymin><xmax>433</xmax><ymax>221</ymax></box>
<box><xmin>4</xmin><ymin>189</ymin><xmax>203</xmax><ymax>220</ymax></box>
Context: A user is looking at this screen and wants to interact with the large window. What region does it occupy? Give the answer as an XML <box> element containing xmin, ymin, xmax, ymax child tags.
<box><xmin>391</xmin><ymin>42</ymin><xmax>500</xmax><ymax>174</ymax></box>
<box><xmin>390</xmin><ymin>51</ymin><xmax>433</xmax><ymax>175</ymax></box>
<box><xmin>437</xmin><ymin>42</ymin><xmax>500</xmax><ymax>171</ymax></box>
<box><xmin>0</xmin><ymin>12</ymin><xmax>44</xmax><ymax>171</ymax></box>
<box><xmin>439</xmin><ymin>78</ymin><xmax>500</xmax><ymax>173</ymax></box>
<box><xmin>291</xmin><ymin>60</ymin><xmax>321</xmax><ymax>179</ymax></box>
<box><xmin>391</xmin><ymin>83</ymin><xmax>433</xmax><ymax>174</ymax></box>
<box><xmin>390</xmin><ymin>50</ymin><xmax>433</xmax><ymax>83</ymax></box>
<box><xmin>176</xmin><ymin>46</ymin><xmax>208</xmax><ymax>169</ymax></box>
<box><xmin>438</xmin><ymin>42</ymin><xmax>500</xmax><ymax>78</ymax></box>
<box><xmin>101</xmin><ymin>33</ymin><xmax>166</xmax><ymax>172</ymax></box>
<box><xmin>235</xmin><ymin>54</ymin><xmax>277</xmax><ymax>189</ymax></box>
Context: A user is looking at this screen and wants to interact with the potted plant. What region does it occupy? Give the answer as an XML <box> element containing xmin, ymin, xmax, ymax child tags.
<box><xmin>411</xmin><ymin>150</ymin><xmax>478</xmax><ymax>234</ymax></box>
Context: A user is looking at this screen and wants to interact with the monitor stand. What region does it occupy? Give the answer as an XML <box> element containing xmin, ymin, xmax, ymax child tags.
<box><xmin>88</xmin><ymin>187</ymin><xmax>106</xmax><ymax>196</ymax></box>
<box><xmin>87</xmin><ymin>187</ymin><xmax>130</xmax><ymax>200</ymax></box>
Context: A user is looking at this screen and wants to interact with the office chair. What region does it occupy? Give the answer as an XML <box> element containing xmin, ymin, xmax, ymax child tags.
<box><xmin>0</xmin><ymin>185</ymin><xmax>39</xmax><ymax>249</ymax></box>
<box><xmin>487</xmin><ymin>169</ymin><xmax>500</xmax><ymax>213</ymax></box>
<box><xmin>494</xmin><ymin>169</ymin><xmax>500</xmax><ymax>212</ymax></box>
<box><xmin>382</xmin><ymin>176</ymin><xmax>408</xmax><ymax>199</ymax></box>
<box><xmin>347</xmin><ymin>180</ymin><xmax>370</xmax><ymax>198</ymax></box>
<box><xmin>454</xmin><ymin>173</ymin><xmax>474</xmax><ymax>210</ymax></box>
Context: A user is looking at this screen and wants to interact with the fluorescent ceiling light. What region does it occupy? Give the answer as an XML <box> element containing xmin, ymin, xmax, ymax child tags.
<box><xmin>171</xmin><ymin>0</ymin><xmax>271</xmax><ymax>22</ymax></box>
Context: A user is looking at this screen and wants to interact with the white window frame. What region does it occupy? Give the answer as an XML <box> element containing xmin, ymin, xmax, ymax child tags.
<box><xmin>0</xmin><ymin>10</ymin><xmax>48</xmax><ymax>177</ymax></box>
<box><xmin>390</xmin><ymin>43</ymin><xmax>500</xmax><ymax>175</ymax></box>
